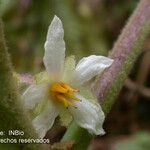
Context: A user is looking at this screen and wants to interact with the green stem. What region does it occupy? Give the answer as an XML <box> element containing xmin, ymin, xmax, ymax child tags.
<box><xmin>61</xmin><ymin>0</ymin><xmax>150</xmax><ymax>149</ymax></box>
<box><xmin>0</xmin><ymin>19</ymin><xmax>45</xmax><ymax>150</ymax></box>
<box><xmin>61</xmin><ymin>122</ymin><xmax>93</xmax><ymax>150</ymax></box>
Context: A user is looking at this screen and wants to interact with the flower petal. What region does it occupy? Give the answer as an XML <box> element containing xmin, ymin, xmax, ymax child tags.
<box><xmin>59</xmin><ymin>105</ymin><xmax>73</xmax><ymax>127</ymax></box>
<box><xmin>32</xmin><ymin>101</ymin><xmax>59</xmax><ymax>138</ymax></box>
<box><xmin>22</xmin><ymin>84</ymin><xmax>47</xmax><ymax>110</ymax></box>
<box><xmin>74</xmin><ymin>55</ymin><xmax>113</xmax><ymax>86</ymax></box>
<box><xmin>63</xmin><ymin>55</ymin><xmax>76</xmax><ymax>83</ymax></box>
<box><xmin>43</xmin><ymin>15</ymin><xmax>65</xmax><ymax>79</ymax></box>
<box><xmin>69</xmin><ymin>94</ymin><xmax>105</xmax><ymax>135</ymax></box>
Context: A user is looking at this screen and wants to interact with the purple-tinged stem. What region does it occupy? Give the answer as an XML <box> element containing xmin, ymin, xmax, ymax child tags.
<box><xmin>93</xmin><ymin>0</ymin><xmax>150</xmax><ymax>113</ymax></box>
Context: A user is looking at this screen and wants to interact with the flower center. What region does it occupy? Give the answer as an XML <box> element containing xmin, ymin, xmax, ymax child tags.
<box><xmin>50</xmin><ymin>82</ymin><xmax>80</xmax><ymax>108</ymax></box>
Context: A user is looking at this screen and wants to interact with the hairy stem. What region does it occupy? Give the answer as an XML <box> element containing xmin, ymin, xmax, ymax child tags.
<box><xmin>0</xmin><ymin>19</ymin><xmax>45</xmax><ymax>150</ymax></box>
<box><xmin>93</xmin><ymin>0</ymin><xmax>150</xmax><ymax>113</ymax></box>
<box><xmin>62</xmin><ymin>0</ymin><xmax>150</xmax><ymax>149</ymax></box>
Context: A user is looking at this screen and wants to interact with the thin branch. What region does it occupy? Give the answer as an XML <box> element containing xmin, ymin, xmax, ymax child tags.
<box><xmin>136</xmin><ymin>50</ymin><xmax>150</xmax><ymax>85</ymax></box>
<box><xmin>125</xmin><ymin>78</ymin><xmax>150</xmax><ymax>98</ymax></box>
<box><xmin>126</xmin><ymin>50</ymin><xmax>150</xmax><ymax>102</ymax></box>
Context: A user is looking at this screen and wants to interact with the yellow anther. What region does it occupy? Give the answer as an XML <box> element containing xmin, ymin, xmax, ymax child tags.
<box><xmin>50</xmin><ymin>82</ymin><xmax>79</xmax><ymax>108</ymax></box>
<box><xmin>55</xmin><ymin>94</ymin><xmax>69</xmax><ymax>108</ymax></box>
<box><xmin>50</xmin><ymin>82</ymin><xmax>68</xmax><ymax>93</ymax></box>
<box><xmin>60</xmin><ymin>82</ymin><xmax>78</xmax><ymax>92</ymax></box>
<box><xmin>66</xmin><ymin>91</ymin><xmax>80</xmax><ymax>101</ymax></box>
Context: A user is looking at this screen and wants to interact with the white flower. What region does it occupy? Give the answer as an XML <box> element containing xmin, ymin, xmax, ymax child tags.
<box><xmin>22</xmin><ymin>15</ymin><xmax>113</xmax><ymax>138</ymax></box>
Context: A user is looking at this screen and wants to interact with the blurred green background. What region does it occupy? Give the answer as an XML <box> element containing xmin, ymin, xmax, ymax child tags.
<box><xmin>1</xmin><ymin>0</ymin><xmax>150</xmax><ymax>150</ymax></box>
<box><xmin>1</xmin><ymin>0</ymin><xmax>137</xmax><ymax>73</ymax></box>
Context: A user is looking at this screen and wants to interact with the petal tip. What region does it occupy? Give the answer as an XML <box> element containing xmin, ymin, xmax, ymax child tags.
<box><xmin>95</xmin><ymin>128</ymin><xmax>105</xmax><ymax>136</ymax></box>
<box><xmin>52</xmin><ymin>15</ymin><xmax>62</xmax><ymax>26</ymax></box>
<box><xmin>53</xmin><ymin>15</ymin><xmax>60</xmax><ymax>21</ymax></box>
